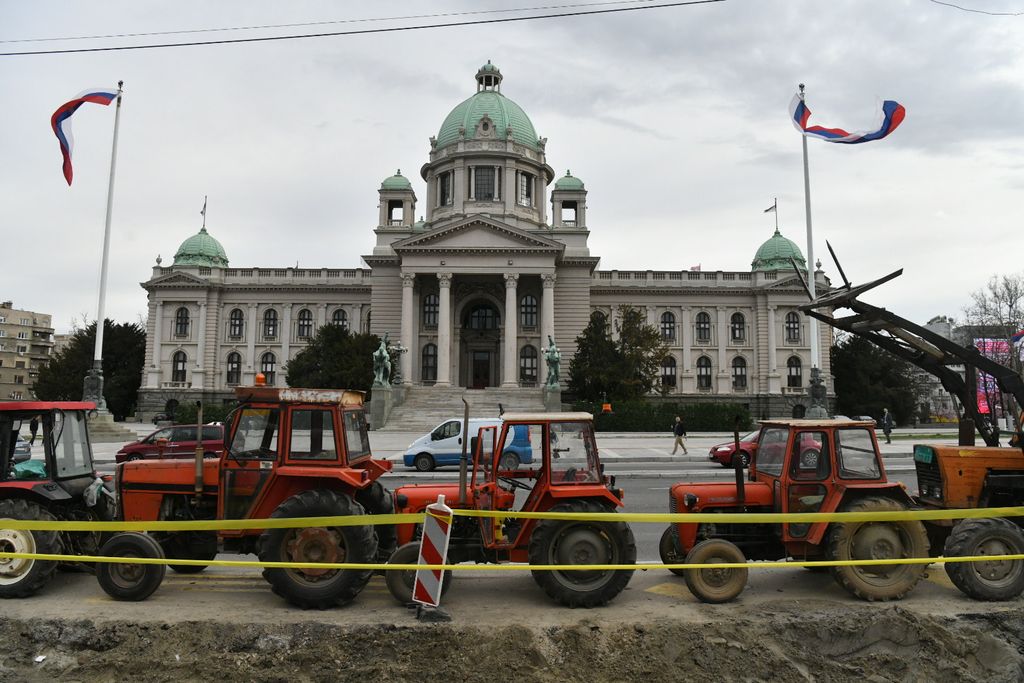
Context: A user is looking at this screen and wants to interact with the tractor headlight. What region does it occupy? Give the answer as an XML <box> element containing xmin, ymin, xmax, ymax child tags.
<box><xmin>683</xmin><ymin>493</ymin><xmax>699</xmax><ymax>509</ymax></box>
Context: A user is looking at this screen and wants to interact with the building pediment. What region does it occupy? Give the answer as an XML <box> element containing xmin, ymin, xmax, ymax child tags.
<box><xmin>392</xmin><ymin>217</ymin><xmax>565</xmax><ymax>254</ymax></box>
<box><xmin>142</xmin><ymin>271</ymin><xmax>210</xmax><ymax>289</ymax></box>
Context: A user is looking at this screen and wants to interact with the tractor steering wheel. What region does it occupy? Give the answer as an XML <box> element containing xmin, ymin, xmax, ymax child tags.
<box><xmin>499</xmin><ymin>476</ymin><xmax>532</xmax><ymax>491</ymax></box>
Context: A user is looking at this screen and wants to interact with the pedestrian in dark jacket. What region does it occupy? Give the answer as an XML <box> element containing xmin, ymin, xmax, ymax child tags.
<box><xmin>29</xmin><ymin>416</ymin><xmax>39</xmax><ymax>446</ymax></box>
<box><xmin>882</xmin><ymin>408</ymin><xmax>894</xmax><ymax>444</ymax></box>
<box><xmin>671</xmin><ymin>416</ymin><xmax>688</xmax><ymax>455</ymax></box>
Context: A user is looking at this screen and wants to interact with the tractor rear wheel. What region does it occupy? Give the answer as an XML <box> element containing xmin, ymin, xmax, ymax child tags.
<box><xmin>384</xmin><ymin>541</ymin><xmax>453</xmax><ymax>605</ymax></box>
<box><xmin>944</xmin><ymin>518</ymin><xmax>1024</xmax><ymax>601</ymax></box>
<box><xmin>355</xmin><ymin>481</ymin><xmax>398</xmax><ymax>563</ymax></box>
<box><xmin>683</xmin><ymin>538</ymin><xmax>748</xmax><ymax>603</ymax></box>
<box><xmin>659</xmin><ymin>526</ymin><xmax>687</xmax><ymax>577</ymax></box>
<box><xmin>96</xmin><ymin>533</ymin><xmax>166</xmax><ymax>601</ymax></box>
<box><xmin>827</xmin><ymin>496</ymin><xmax>929</xmax><ymax>601</ymax></box>
<box><xmin>528</xmin><ymin>499</ymin><xmax>636</xmax><ymax>607</ymax></box>
<box><xmin>258</xmin><ymin>489</ymin><xmax>377</xmax><ymax>609</ymax></box>
<box><xmin>0</xmin><ymin>499</ymin><xmax>61</xmax><ymax>598</ymax></box>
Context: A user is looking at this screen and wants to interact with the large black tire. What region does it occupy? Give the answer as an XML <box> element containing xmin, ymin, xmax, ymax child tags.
<box><xmin>659</xmin><ymin>526</ymin><xmax>687</xmax><ymax>577</ymax></box>
<box><xmin>384</xmin><ymin>541</ymin><xmax>454</xmax><ymax>605</ymax></box>
<box><xmin>160</xmin><ymin>532</ymin><xmax>218</xmax><ymax>574</ymax></box>
<box><xmin>0</xmin><ymin>498</ymin><xmax>61</xmax><ymax>598</ymax></box>
<box><xmin>355</xmin><ymin>481</ymin><xmax>398</xmax><ymax>563</ymax></box>
<box><xmin>684</xmin><ymin>538</ymin><xmax>748</xmax><ymax>604</ymax></box>
<box><xmin>257</xmin><ymin>489</ymin><xmax>377</xmax><ymax>609</ymax></box>
<box><xmin>944</xmin><ymin>518</ymin><xmax>1024</xmax><ymax>601</ymax></box>
<box><xmin>413</xmin><ymin>453</ymin><xmax>435</xmax><ymax>472</ymax></box>
<box><xmin>96</xmin><ymin>532</ymin><xmax>166</xmax><ymax>602</ymax></box>
<box><xmin>827</xmin><ymin>497</ymin><xmax>929</xmax><ymax>601</ymax></box>
<box><xmin>731</xmin><ymin>452</ymin><xmax>750</xmax><ymax>469</ymax></box>
<box><xmin>528</xmin><ymin>499</ymin><xmax>636</xmax><ymax>607</ymax></box>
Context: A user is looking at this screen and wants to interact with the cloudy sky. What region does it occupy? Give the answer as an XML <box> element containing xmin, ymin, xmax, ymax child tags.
<box><xmin>3</xmin><ymin>0</ymin><xmax>1023</xmax><ymax>333</ymax></box>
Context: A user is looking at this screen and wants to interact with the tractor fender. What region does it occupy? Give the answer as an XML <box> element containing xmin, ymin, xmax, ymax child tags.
<box><xmin>805</xmin><ymin>483</ymin><xmax>917</xmax><ymax>546</ymax></box>
<box><xmin>247</xmin><ymin>473</ymin><xmax>379</xmax><ymax>522</ymax></box>
<box><xmin>0</xmin><ymin>480</ymin><xmax>72</xmax><ymax>505</ymax></box>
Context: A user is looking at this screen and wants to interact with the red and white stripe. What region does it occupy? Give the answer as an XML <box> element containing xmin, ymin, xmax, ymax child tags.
<box><xmin>412</xmin><ymin>494</ymin><xmax>454</xmax><ymax>607</ymax></box>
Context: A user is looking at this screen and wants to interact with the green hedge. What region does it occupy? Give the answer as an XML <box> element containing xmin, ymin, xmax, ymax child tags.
<box><xmin>574</xmin><ymin>400</ymin><xmax>751</xmax><ymax>432</ymax></box>
<box><xmin>174</xmin><ymin>402</ymin><xmax>234</xmax><ymax>425</ymax></box>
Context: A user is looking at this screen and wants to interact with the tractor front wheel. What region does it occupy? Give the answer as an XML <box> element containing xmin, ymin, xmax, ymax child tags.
<box><xmin>96</xmin><ymin>532</ymin><xmax>166</xmax><ymax>601</ymax></box>
<box><xmin>384</xmin><ymin>541</ymin><xmax>453</xmax><ymax>605</ymax></box>
<box><xmin>684</xmin><ymin>538</ymin><xmax>748</xmax><ymax>603</ymax></box>
<box><xmin>944</xmin><ymin>518</ymin><xmax>1024</xmax><ymax>601</ymax></box>
<box><xmin>0</xmin><ymin>499</ymin><xmax>60</xmax><ymax>598</ymax></box>
<box><xmin>827</xmin><ymin>496</ymin><xmax>929</xmax><ymax>601</ymax></box>
<box><xmin>659</xmin><ymin>526</ymin><xmax>687</xmax><ymax>577</ymax></box>
<box><xmin>528</xmin><ymin>499</ymin><xmax>636</xmax><ymax>607</ymax></box>
<box><xmin>258</xmin><ymin>489</ymin><xmax>377</xmax><ymax>609</ymax></box>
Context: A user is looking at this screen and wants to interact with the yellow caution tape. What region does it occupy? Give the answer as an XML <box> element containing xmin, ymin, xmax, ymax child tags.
<box><xmin>0</xmin><ymin>513</ymin><xmax>420</xmax><ymax>532</ymax></box>
<box><xmin>0</xmin><ymin>551</ymin><xmax>1020</xmax><ymax>571</ymax></box>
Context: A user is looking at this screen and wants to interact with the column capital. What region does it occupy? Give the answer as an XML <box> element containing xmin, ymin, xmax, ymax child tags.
<box><xmin>542</xmin><ymin>273</ymin><xmax>557</xmax><ymax>288</ymax></box>
<box><xmin>401</xmin><ymin>272</ymin><xmax>416</xmax><ymax>287</ymax></box>
<box><xmin>437</xmin><ymin>272</ymin><xmax>453</xmax><ymax>287</ymax></box>
<box><xmin>503</xmin><ymin>272</ymin><xmax>519</xmax><ymax>287</ymax></box>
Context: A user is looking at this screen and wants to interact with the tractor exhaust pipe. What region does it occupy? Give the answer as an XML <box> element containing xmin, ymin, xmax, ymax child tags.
<box><xmin>733</xmin><ymin>415</ymin><xmax>745</xmax><ymax>510</ymax></box>
<box><xmin>459</xmin><ymin>397</ymin><xmax>469</xmax><ymax>505</ymax></box>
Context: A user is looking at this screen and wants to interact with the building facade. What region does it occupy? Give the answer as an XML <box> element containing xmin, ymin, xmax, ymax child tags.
<box><xmin>137</xmin><ymin>62</ymin><xmax>831</xmax><ymax>423</ymax></box>
<box><xmin>0</xmin><ymin>301</ymin><xmax>54</xmax><ymax>401</ymax></box>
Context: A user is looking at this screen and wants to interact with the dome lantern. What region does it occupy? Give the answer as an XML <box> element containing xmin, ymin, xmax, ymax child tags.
<box><xmin>476</xmin><ymin>60</ymin><xmax>502</xmax><ymax>92</ymax></box>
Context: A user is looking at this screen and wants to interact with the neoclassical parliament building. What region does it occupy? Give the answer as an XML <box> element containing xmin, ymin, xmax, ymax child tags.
<box><xmin>137</xmin><ymin>62</ymin><xmax>830</xmax><ymax>425</ymax></box>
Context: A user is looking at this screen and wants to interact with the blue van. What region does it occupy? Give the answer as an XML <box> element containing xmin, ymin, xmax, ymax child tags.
<box><xmin>403</xmin><ymin>418</ymin><xmax>533</xmax><ymax>471</ymax></box>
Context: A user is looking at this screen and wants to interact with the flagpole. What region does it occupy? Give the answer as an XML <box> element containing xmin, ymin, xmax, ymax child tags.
<box><xmin>83</xmin><ymin>80</ymin><xmax>123</xmax><ymax>411</ymax></box>
<box><xmin>798</xmin><ymin>84</ymin><xmax>820</xmax><ymax>371</ymax></box>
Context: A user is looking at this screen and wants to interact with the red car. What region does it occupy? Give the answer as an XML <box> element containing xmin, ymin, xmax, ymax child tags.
<box><xmin>709</xmin><ymin>429</ymin><xmax>822</xmax><ymax>469</ymax></box>
<box><xmin>115</xmin><ymin>424</ymin><xmax>224</xmax><ymax>463</ymax></box>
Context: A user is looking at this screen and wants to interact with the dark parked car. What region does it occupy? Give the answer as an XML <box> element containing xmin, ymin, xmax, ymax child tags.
<box><xmin>13</xmin><ymin>436</ymin><xmax>32</xmax><ymax>463</ymax></box>
<box><xmin>115</xmin><ymin>424</ymin><xmax>224</xmax><ymax>464</ymax></box>
<box><xmin>708</xmin><ymin>430</ymin><xmax>760</xmax><ymax>468</ymax></box>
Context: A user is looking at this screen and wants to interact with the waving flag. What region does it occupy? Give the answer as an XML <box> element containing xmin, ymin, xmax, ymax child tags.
<box><xmin>790</xmin><ymin>95</ymin><xmax>905</xmax><ymax>144</ymax></box>
<box><xmin>1011</xmin><ymin>329</ymin><xmax>1024</xmax><ymax>345</ymax></box>
<box><xmin>50</xmin><ymin>88</ymin><xmax>119</xmax><ymax>185</ymax></box>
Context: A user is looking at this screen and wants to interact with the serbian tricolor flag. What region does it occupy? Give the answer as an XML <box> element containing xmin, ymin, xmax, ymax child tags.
<box><xmin>50</xmin><ymin>88</ymin><xmax>119</xmax><ymax>185</ymax></box>
<box><xmin>790</xmin><ymin>95</ymin><xmax>906</xmax><ymax>144</ymax></box>
<box><xmin>1011</xmin><ymin>329</ymin><xmax>1024</xmax><ymax>345</ymax></box>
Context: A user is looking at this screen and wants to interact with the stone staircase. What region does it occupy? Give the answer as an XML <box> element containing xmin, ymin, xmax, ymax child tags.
<box><xmin>378</xmin><ymin>386</ymin><xmax>548</xmax><ymax>432</ymax></box>
<box><xmin>87</xmin><ymin>412</ymin><xmax>141</xmax><ymax>444</ymax></box>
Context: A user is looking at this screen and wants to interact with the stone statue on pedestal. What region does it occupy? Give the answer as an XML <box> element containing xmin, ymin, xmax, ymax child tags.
<box><xmin>372</xmin><ymin>332</ymin><xmax>392</xmax><ymax>388</ymax></box>
<box><xmin>544</xmin><ymin>336</ymin><xmax>561</xmax><ymax>389</ymax></box>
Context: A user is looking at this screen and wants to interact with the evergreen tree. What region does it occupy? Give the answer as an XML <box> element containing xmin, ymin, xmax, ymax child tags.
<box><xmin>34</xmin><ymin>320</ymin><xmax>146</xmax><ymax>420</ymax></box>
<box><xmin>831</xmin><ymin>334</ymin><xmax>918</xmax><ymax>425</ymax></box>
<box><xmin>284</xmin><ymin>324</ymin><xmax>380</xmax><ymax>391</ymax></box>
<box><xmin>569</xmin><ymin>306</ymin><xmax>668</xmax><ymax>401</ymax></box>
<box><xmin>615</xmin><ymin>306</ymin><xmax>670</xmax><ymax>399</ymax></box>
<box><xmin>568</xmin><ymin>312</ymin><xmax>621</xmax><ymax>401</ymax></box>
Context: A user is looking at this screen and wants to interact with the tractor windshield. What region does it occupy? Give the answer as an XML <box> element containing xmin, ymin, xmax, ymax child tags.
<box><xmin>51</xmin><ymin>410</ymin><xmax>93</xmax><ymax>479</ymax></box>
<box><xmin>229</xmin><ymin>408</ymin><xmax>280</xmax><ymax>459</ymax></box>
<box><xmin>548</xmin><ymin>421</ymin><xmax>600</xmax><ymax>485</ymax></box>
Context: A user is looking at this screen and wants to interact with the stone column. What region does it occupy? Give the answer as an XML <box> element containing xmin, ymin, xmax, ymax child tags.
<box><xmin>436</xmin><ymin>273</ymin><xmax>453</xmax><ymax>386</ymax></box>
<box><xmin>680</xmin><ymin>306</ymin><xmax>692</xmax><ymax>392</ymax></box>
<box><xmin>195</xmin><ymin>301</ymin><xmax>207</xmax><ymax>389</ymax></box>
<box><xmin>540</xmin><ymin>273</ymin><xmax>556</xmax><ymax>381</ymax></box>
<box><xmin>716</xmin><ymin>307</ymin><xmax>728</xmax><ymax>394</ymax></box>
<box><xmin>768</xmin><ymin>306</ymin><xmax>780</xmax><ymax>394</ymax></box>
<box><xmin>281</xmin><ymin>305</ymin><xmax>292</xmax><ymax>382</ymax></box>
<box><xmin>502</xmin><ymin>273</ymin><xmax>519</xmax><ymax>387</ymax></box>
<box><xmin>400</xmin><ymin>272</ymin><xmax>415</xmax><ymax>385</ymax></box>
<box><xmin>352</xmin><ymin>304</ymin><xmax>362</xmax><ymax>334</ymax></box>
<box><xmin>453</xmin><ymin>161</ymin><xmax>465</xmax><ymax>213</ymax></box>
<box><xmin>246</xmin><ymin>303</ymin><xmax>257</xmax><ymax>382</ymax></box>
<box><xmin>148</xmin><ymin>301</ymin><xmax>163</xmax><ymax>387</ymax></box>
<box><xmin>318</xmin><ymin>303</ymin><xmax>327</xmax><ymax>329</ymax></box>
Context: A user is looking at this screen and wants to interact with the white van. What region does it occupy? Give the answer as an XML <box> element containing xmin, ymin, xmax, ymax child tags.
<box><xmin>402</xmin><ymin>418</ymin><xmax>534</xmax><ymax>471</ymax></box>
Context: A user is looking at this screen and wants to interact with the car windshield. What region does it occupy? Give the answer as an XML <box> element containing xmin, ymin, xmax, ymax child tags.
<box><xmin>229</xmin><ymin>408</ymin><xmax>280</xmax><ymax>459</ymax></box>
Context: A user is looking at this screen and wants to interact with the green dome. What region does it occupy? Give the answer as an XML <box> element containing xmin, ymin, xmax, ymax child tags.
<box><xmin>752</xmin><ymin>229</ymin><xmax>806</xmax><ymax>272</ymax></box>
<box><xmin>554</xmin><ymin>170</ymin><xmax>584</xmax><ymax>191</ymax></box>
<box><xmin>173</xmin><ymin>227</ymin><xmax>228</xmax><ymax>268</ymax></box>
<box><xmin>381</xmin><ymin>170</ymin><xmax>412</xmax><ymax>190</ymax></box>
<box><xmin>436</xmin><ymin>62</ymin><xmax>539</xmax><ymax>150</ymax></box>
<box><xmin>412</xmin><ymin>215</ymin><xmax>428</xmax><ymax>232</ymax></box>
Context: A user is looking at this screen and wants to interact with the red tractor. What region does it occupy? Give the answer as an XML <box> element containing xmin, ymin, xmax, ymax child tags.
<box><xmin>659</xmin><ymin>418</ymin><xmax>930</xmax><ymax>603</ymax></box>
<box><xmin>385</xmin><ymin>412</ymin><xmax>636</xmax><ymax>608</ymax></box>
<box><xmin>1</xmin><ymin>401</ymin><xmax>116</xmax><ymax>598</ymax></box>
<box><xmin>97</xmin><ymin>385</ymin><xmax>396</xmax><ymax>607</ymax></box>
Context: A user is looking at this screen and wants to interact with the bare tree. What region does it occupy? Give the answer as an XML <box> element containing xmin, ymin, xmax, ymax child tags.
<box><xmin>962</xmin><ymin>273</ymin><xmax>1024</xmax><ymax>428</ymax></box>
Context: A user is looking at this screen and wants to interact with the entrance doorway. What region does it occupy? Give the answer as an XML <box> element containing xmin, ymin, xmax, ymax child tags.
<box><xmin>472</xmin><ymin>351</ymin><xmax>491</xmax><ymax>389</ymax></box>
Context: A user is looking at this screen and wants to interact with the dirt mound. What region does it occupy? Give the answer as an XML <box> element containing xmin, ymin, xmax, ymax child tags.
<box><xmin>1</xmin><ymin>607</ymin><xmax>1021</xmax><ymax>682</ymax></box>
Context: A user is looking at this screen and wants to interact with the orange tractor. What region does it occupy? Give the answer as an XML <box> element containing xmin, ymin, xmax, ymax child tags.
<box><xmin>385</xmin><ymin>411</ymin><xmax>636</xmax><ymax>608</ymax></box>
<box><xmin>97</xmin><ymin>385</ymin><xmax>396</xmax><ymax>607</ymax></box>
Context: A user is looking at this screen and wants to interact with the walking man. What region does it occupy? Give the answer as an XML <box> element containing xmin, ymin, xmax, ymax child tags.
<box><xmin>29</xmin><ymin>415</ymin><xmax>39</xmax><ymax>446</ymax></box>
<box><xmin>671</xmin><ymin>415</ymin><xmax>688</xmax><ymax>455</ymax></box>
<box><xmin>881</xmin><ymin>408</ymin><xmax>894</xmax><ymax>445</ymax></box>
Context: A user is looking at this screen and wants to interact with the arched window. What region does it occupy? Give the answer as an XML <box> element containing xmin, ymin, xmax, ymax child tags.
<box><xmin>661</xmin><ymin>356</ymin><xmax>677</xmax><ymax>388</ymax></box>
<box><xmin>228</xmin><ymin>308</ymin><xmax>244</xmax><ymax>338</ymax></box>
<box><xmin>261</xmin><ymin>352</ymin><xmax>277</xmax><ymax>385</ymax></box>
<box><xmin>421</xmin><ymin>344</ymin><xmax>437</xmax><ymax>383</ymax></box>
<box><xmin>519</xmin><ymin>345</ymin><xmax>538</xmax><ymax>386</ymax></box>
<box><xmin>332</xmin><ymin>308</ymin><xmax>348</xmax><ymax>330</ymax></box>
<box><xmin>730</xmin><ymin>312</ymin><xmax>746</xmax><ymax>342</ymax></box>
<box><xmin>422</xmin><ymin>294</ymin><xmax>439</xmax><ymax>328</ymax></box>
<box><xmin>732</xmin><ymin>356</ymin><xmax>747</xmax><ymax>389</ymax></box>
<box><xmin>467</xmin><ymin>304</ymin><xmax>499</xmax><ymax>330</ymax></box>
<box><xmin>226</xmin><ymin>352</ymin><xmax>241</xmax><ymax>385</ymax></box>
<box><xmin>661</xmin><ymin>312</ymin><xmax>676</xmax><ymax>341</ymax></box>
<box><xmin>696</xmin><ymin>356</ymin><xmax>712</xmax><ymax>389</ymax></box>
<box><xmin>591</xmin><ymin>310</ymin><xmax>607</xmax><ymax>325</ymax></box>
<box><xmin>263</xmin><ymin>309</ymin><xmax>278</xmax><ymax>339</ymax></box>
<box><xmin>171</xmin><ymin>351</ymin><xmax>187</xmax><ymax>383</ymax></box>
<box><xmin>787</xmin><ymin>356</ymin><xmax>803</xmax><ymax>388</ymax></box>
<box><xmin>695</xmin><ymin>312</ymin><xmax>711</xmax><ymax>343</ymax></box>
<box><xmin>520</xmin><ymin>295</ymin><xmax>538</xmax><ymax>328</ymax></box>
<box><xmin>785</xmin><ymin>312</ymin><xmax>801</xmax><ymax>343</ymax></box>
<box><xmin>297</xmin><ymin>308</ymin><xmax>313</xmax><ymax>339</ymax></box>
<box><xmin>174</xmin><ymin>307</ymin><xmax>190</xmax><ymax>337</ymax></box>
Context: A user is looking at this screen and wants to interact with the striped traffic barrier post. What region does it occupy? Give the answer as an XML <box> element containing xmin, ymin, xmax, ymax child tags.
<box><xmin>413</xmin><ymin>494</ymin><xmax>454</xmax><ymax>608</ymax></box>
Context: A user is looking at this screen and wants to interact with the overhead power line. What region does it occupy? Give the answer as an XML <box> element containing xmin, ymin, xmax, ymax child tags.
<box><xmin>927</xmin><ymin>0</ymin><xmax>1024</xmax><ymax>16</ymax></box>
<box><xmin>0</xmin><ymin>0</ymin><xmax>662</xmax><ymax>44</ymax></box>
<box><xmin>0</xmin><ymin>0</ymin><xmax>725</xmax><ymax>57</ymax></box>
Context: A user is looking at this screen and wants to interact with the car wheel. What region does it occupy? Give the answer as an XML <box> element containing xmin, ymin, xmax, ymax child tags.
<box><xmin>413</xmin><ymin>453</ymin><xmax>435</xmax><ymax>472</ymax></box>
<box><xmin>734</xmin><ymin>452</ymin><xmax>750</xmax><ymax>468</ymax></box>
<box><xmin>499</xmin><ymin>452</ymin><xmax>519</xmax><ymax>471</ymax></box>
<box><xmin>127</xmin><ymin>455</ymin><xmax>142</xmax><ymax>462</ymax></box>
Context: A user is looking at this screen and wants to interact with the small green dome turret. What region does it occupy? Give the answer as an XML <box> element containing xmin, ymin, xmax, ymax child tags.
<box><xmin>554</xmin><ymin>170</ymin><xmax>585</xmax><ymax>191</ymax></box>
<box><xmin>381</xmin><ymin>169</ymin><xmax>412</xmax><ymax>191</ymax></box>
<box><xmin>752</xmin><ymin>229</ymin><xmax>805</xmax><ymax>271</ymax></box>
<box><xmin>173</xmin><ymin>227</ymin><xmax>229</xmax><ymax>268</ymax></box>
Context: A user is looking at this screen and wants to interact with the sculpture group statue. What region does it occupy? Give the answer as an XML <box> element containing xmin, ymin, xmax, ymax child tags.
<box><xmin>372</xmin><ymin>332</ymin><xmax>392</xmax><ymax>387</ymax></box>
<box><xmin>544</xmin><ymin>335</ymin><xmax>561</xmax><ymax>389</ymax></box>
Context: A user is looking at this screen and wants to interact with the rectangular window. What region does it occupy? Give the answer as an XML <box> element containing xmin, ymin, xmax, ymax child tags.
<box><xmin>343</xmin><ymin>410</ymin><xmax>371</xmax><ymax>461</ymax></box>
<box><xmin>52</xmin><ymin>411</ymin><xmax>94</xmax><ymax>479</ymax></box>
<box><xmin>755</xmin><ymin>427</ymin><xmax>788</xmax><ymax>477</ymax></box>
<box><xmin>14</xmin><ymin>361</ymin><xmax>24</xmax><ymax>368</ymax></box>
<box><xmin>439</xmin><ymin>171</ymin><xmax>453</xmax><ymax>206</ymax></box>
<box><xmin>474</xmin><ymin>167</ymin><xmax>496</xmax><ymax>200</ymax></box>
<box><xmin>836</xmin><ymin>428</ymin><xmax>882</xmax><ymax>479</ymax></box>
<box><xmin>19</xmin><ymin>318</ymin><xmax>29</xmax><ymax>325</ymax></box>
<box><xmin>0</xmin><ymin>330</ymin><xmax>7</xmax><ymax>337</ymax></box>
<box><xmin>229</xmin><ymin>408</ymin><xmax>280</xmax><ymax>459</ymax></box>
<box><xmin>289</xmin><ymin>409</ymin><xmax>338</xmax><ymax>460</ymax></box>
<box><xmin>16</xmin><ymin>345</ymin><xmax>27</xmax><ymax>353</ymax></box>
<box><xmin>13</xmin><ymin>375</ymin><xmax>24</xmax><ymax>384</ymax></box>
<box><xmin>517</xmin><ymin>172</ymin><xmax>533</xmax><ymax>206</ymax></box>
